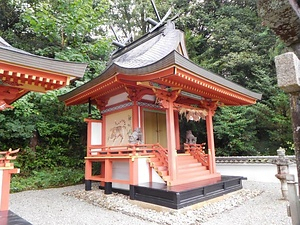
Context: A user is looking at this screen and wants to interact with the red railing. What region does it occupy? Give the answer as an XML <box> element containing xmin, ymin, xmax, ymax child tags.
<box><xmin>184</xmin><ymin>143</ymin><xmax>209</xmax><ymax>167</ymax></box>
<box><xmin>88</xmin><ymin>143</ymin><xmax>165</xmax><ymax>157</ymax></box>
<box><xmin>88</xmin><ymin>143</ymin><xmax>169</xmax><ymax>172</ymax></box>
<box><xmin>151</xmin><ymin>143</ymin><xmax>168</xmax><ymax>168</ymax></box>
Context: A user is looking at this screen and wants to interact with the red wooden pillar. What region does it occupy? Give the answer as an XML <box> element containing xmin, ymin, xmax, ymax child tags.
<box><xmin>166</xmin><ymin>101</ymin><xmax>177</xmax><ymax>181</ymax></box>
<box><xmin>129</xmin><ymin>158</ymin><xmax>138</xmax><ymax>185</ymax></box>
<box><xmin>155</xmin><ymin>90</ymin><xmax>180</xmax><ymax>182</ymax></box>
<box><xmin>206</xmin><ymin>107</ymin><xmax>216</xmax><ymax>174</ymax></box>
<box><xmin>174</xmin><ymin>111</ymin><xmax>180</xmax><ymax>151</ymax></box>
<box><xmin>132</xmin><ymin>101</ymin><xmax>139</xmax><ymax>130</ymax></box>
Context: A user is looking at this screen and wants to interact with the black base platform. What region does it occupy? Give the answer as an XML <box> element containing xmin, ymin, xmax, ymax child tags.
<box><xmin>0</xmin><ymin>210</ymin><xmax>32</xmax><ymax>225</ymax></box>
<box><xmin>130</xmin><ymin>176</ymin><xmax>245</xmax><ymax>209</ymax></box>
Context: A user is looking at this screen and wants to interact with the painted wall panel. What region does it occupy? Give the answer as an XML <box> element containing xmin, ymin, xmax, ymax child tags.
<box><xmin>106</xmin><ymin>109</ymin><xmax>132</xmax><ymax>146</ymax></box>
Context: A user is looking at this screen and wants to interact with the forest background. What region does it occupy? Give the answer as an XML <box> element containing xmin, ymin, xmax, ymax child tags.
<box><xmin>0</xmin><ymin>0</ymin><xmax>292</xmax><ymax>191</ymax></box>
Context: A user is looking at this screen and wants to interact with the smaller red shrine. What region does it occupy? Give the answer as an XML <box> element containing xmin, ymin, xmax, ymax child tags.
<box><xmin>0</xmin><ymin>36</ymin><xmax>87</xmax><ymax>212</ymax></box>
<box><xmin>0</xmin><ymin>37</ymin><xmax>87</xmax><ymax>110</ymax></box>
<box><xmin>59</xmin><ymin>21</ymin><xmax>261</xmax><ymax>208</ymax></box>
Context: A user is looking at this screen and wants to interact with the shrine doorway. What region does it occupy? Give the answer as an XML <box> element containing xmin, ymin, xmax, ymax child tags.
<box><xmin>144</xmin><ymin>110</ymin><xmax>167</xmax><ymax>148</ymax></box>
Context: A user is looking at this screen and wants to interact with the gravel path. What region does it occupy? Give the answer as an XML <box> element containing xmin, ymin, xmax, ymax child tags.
<box><xmin>9</xmin><ymin>181</ymin><xmax>293</xmax><ymax>225</ymax></box>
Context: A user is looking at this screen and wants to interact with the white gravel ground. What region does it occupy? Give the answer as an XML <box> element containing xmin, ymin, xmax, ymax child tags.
<box><xmin>9</xmin><ymin>181</ymin><xmax>293</xmax><ymax>225</ymax></box>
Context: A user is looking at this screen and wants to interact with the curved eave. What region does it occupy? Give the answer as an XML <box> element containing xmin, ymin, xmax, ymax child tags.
<box><xmin>60</xmin><ymin>51</ymin><xmax>261</xmax><ymax>106</ymax></box>
<box><xmin>63</xmin><ymin>76</ymin><xmax>127</xmax><ymax>106</ymax></box>
<box><xmin>0</xmin><ymin>47</ymin><xmax>87</xmax><ymax>78</ymax></box>
<box><xmin>161</xmin><ymin>72</ymin><xmax>257</xmax><ymax>106</ymax></box>
<box><xmin>6</xmin><ymin>90</ymin><xmax>29</xmax><ymax>105</ymax></box>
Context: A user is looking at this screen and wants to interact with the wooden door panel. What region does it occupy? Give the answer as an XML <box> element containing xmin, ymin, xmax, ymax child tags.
<box><xmin>144</xmin><ymin>110</ymin><xmax>167</xmax><ymax>148</ymax></box>
<box><xmin>157</xmin><ymin>112</ymin><xmax>167</xmax><ymax>148</ymax></box>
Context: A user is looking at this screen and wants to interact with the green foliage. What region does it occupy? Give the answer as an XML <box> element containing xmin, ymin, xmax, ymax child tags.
<box><xmin>11</xmin><ymin>0</ymin><xmax>112</xmax><ymax>81</ymax></box>
<box><xmin>108</xmin><ymin>0</ymin><xmax>176</xmax><ymax>39</ymax></box>
<box><xmin>214</xmin><ymin>106</ymin><xmax>258</xmax><ymax>156</ymax></box>
<box><xmin>176</xmin><ymin>0</ymin><xmax>292</xmax><ymax>155</ymax></box>
<box><xmin>11</xmin><ymin>167</ymin><xmax>84</xmax><ymax>193</ymax></box>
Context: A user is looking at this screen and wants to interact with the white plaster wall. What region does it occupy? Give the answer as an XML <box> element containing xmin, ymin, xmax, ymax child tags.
<box><xmin>152</xmin><ymin>169</ymin><xmax>165</xmax><ymax>183</ymax></box>
<box><xmin>111</xmin><ymin>158</ymin><xmax>164</xmax><ymax>190</ymax></box>
<box><xmin>112</xmin><ymin>161</ymin><xmax>129</xmax><ymax>190</ymax></box>
<box><xmin>142</xmin><ymin>94</ymin><xmax>155</xmax><ymax>102</ymax></box>
<box><xmin>138</xmin><ymin>158</ymin><xmax>150</xmax><ymax>183</ymax></box>
<box><xmin>217</xmin><ymin>164</ymin><xmax>298</xmax><ymax>183</ymax></box>
<box><xmin>91</xmin><ymin>122</ymin><xmax>102</xmax><ymax>145</ymax></box>
<box><xmin>137</xmin><ymin>158</ymin><xmax>164</xmax><ymax>184</ymax></box>
<box><xmin>107</xmin><ymin>92</ymin><xmax>128</xmax><ymax>106</ymax></box>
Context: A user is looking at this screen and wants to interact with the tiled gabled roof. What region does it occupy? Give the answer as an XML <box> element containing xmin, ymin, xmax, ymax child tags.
<box><xmin>59</xmin><ymin>21</ymin><xmax>262</xmax><ymax>104</ymax></box>
<box><xmin>0</xmin><ymin>38</ymin><xmax>87</xmax><ymax>78</ymax></box>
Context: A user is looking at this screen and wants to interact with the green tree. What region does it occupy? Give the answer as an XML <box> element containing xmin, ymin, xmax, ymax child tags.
<box><xmin>176</xmin><ymin>0</ymin><xmax>291</xmax><ymax>155</ymax></box>
<box><xmin>11</xmin><ymin>0</ymin><xmax>112</xmax><ymax>81</ymax></box>
<box><xmin>108</xmin><ymin>0</ymin><xmax>176</xmax><ymax>39</ymax></box>
<box><xmin>0</xmin><ymin>0</ymin><xmax>109</xmax><ymax>179</ymax></box>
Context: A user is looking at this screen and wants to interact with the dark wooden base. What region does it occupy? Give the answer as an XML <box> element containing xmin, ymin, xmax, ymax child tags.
<box><xmin>0</xmin><ymin>210</ymin><xmax>31</xmax><ymax>225</ymax></box>
<box><xmin>130</xmin><ymin>176</ymin><xmax>245</xmax><ymax>209</ymax></box>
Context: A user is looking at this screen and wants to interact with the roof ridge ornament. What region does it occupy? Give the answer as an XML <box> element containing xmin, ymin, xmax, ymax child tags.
<box><xmin>146</xmin><ymin>0</ymin><xmax>172</xmax><ymax>33</ymax></box>
<box><xmin>110</xmin><ymin>25</ymin><xmax>133</xmax><ymax>49</ymax></box>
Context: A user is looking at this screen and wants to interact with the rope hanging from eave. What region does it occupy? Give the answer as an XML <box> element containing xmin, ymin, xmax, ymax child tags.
<box><xmin>179</xmin><ymin>107</ymin><xmax>208</xmax><ymax>121</ymax></box>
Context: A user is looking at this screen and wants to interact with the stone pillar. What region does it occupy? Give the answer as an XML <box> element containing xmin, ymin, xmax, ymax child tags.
<box><xmin>275</xmin><ymin>52</ymin><xmax>300</xmax><ymax>193</ymax></box>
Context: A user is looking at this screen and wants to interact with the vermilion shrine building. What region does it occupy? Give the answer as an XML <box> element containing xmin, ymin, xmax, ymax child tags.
<box><xmin>59</xmin><ymin>22</ymin><xmax>261</xmax><ymax>208</ymax></box>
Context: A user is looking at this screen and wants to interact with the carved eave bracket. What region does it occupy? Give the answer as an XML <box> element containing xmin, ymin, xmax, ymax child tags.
<box><xmin>95</xmin><ymin>98</ymin><xmax>108</xmax><ymax>111</ymax></box>
<box><xmin>201</xmin><ymin>100</ymin><xmax>219</xmax><ymax>114</ymax></box>
<box><xmin>153</xmin><ymin>89</ymin><xmax>181</xmax><ymax>108</ymax></box>
<box><xmin>125</xmin><ymin>87</ymin><xmax>144</xmax><ymax>102</ymax></box>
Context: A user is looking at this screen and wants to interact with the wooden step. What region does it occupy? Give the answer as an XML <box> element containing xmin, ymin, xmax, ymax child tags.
<box><xmin>159</xmin><ymin>170</ymin><xmax>168</xmax><ymax>176</ymax></box>
<box><xmin>148</xmin><ymin>157</ymin><xmax>160</xmax><ymax>163</ymax></box>
<box><xmin>150</xmin><ymin>161</ymin><xmax>164</xmax><ymax>167</ymax></box>
<box><xmin>168</xmin><ymin>173</ymin><xmax>221</xmax><ymax>186</ymax></box>
<box><xmin>178</xmin><ymin>170</ymin><xmax>210</xmax><ymax>178</ymax></box>
<box><xmin>177</xmin><ymin>158</ymin><xmax>198</xmax><ymax>165</ymax></box>
<box><xmin>177</xmin><ymin>154</ymin><xmax>196</xmax><ymax>160</ymax></box>
<box><xmin>178</xmin><ymin>162</ymin><xmax>203</xmax><ymax>169</ymax></box>
<box><xmin>177</xmin><ymin>165</ymin><xmax>207</xmax><ymax>174</ymax></box>
<box><xmin>163</xmin><ymin>169</ymin><xmax>210</xmax><ymax>182</ymax></box>
<box><xmin>156</xmin><ymin>165</ymin><xmax>167</xmax><ymax>171</ymax></box>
